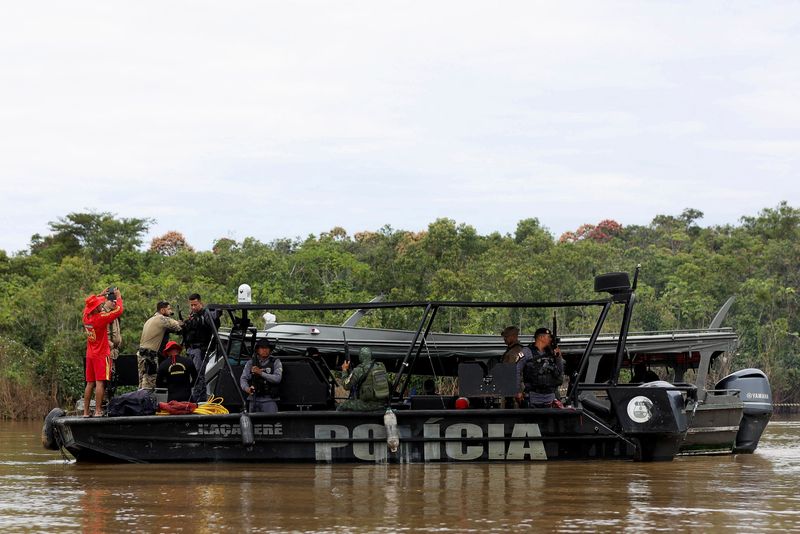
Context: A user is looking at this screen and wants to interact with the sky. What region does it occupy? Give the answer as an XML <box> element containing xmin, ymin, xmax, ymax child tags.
<box><xmin>1</xmin><ymin>1</ymin><xmax>799</xmax><ymax>254</ymax></box>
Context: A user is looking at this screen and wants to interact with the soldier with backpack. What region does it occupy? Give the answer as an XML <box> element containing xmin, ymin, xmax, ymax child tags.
<box><xmin>518</xmin><ymin>327</ymin><xmax>565</xmax><ymax>408</ymax></box>
<box><xmin>338</xmin><ymin>347</ymin><xmax>390</xmax><ymax>411</ymax></box>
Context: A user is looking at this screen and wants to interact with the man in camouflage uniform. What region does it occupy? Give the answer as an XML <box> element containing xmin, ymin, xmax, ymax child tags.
<box><xmin>137</xmin><ymin>300</ymin><xmax>183</xmax><ymax>390</ymax></box>
<box><xmin>101</xmin><ymin>296</ymin><xmax>122</xmax><ymax>399</ymax></box>
<box><xmin>337</xmin><ymin>347</ymin><xmax>389</xmax><ymax>412</ymax></box>
<box><xmin>500</xmin><ymin>326</ymin><xmax>531</xmax><ymax>408</ymax></box>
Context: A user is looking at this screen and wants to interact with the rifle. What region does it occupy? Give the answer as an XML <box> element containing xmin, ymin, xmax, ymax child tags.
<box><xmin>342</xmin><ymin>331</ymin><xmax>355</xmax><ymax>398</ymax></box>
<box><xmin>551</xmin><ymin>312</ymin><xmax>560</xmax><ymax>351</ymax></box>
<box><xmin>342</xmin><ymin>331</ymin><xmax>350</xmax><ymax>367</ymax></box>
<box><xmin>177</xmin><ymin>305</ymin><xmax>187</xmax><ymax>346</ymax></box>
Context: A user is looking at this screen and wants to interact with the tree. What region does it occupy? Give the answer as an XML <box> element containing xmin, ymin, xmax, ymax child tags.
<box><xmin>149</xmin><ymin>231</ymin><xmax>195</xmax><ymax>256</ymax></box>
<box><xmin>740</xmin><ymin>201</ymin><xmax>800</xmax><ymax>241</ymax></box>
<box><xmin>559</xmin><ymin>219</ymin><xmax>622</xmax><ymax>243</ymax></box>
<box><xmin>514</xmin><ymin>218</ymin><xmax>553</xmax><ymax>253</ymax></box>
<box><xmin>31</xmin><ymin>212</ymin><xmax>152</xmax><ymax>264</ymax></box>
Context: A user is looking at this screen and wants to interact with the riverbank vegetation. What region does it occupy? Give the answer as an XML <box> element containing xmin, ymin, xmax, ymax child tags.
<box><xmin>1</xmin><ymin>204</ymin><xmax>798</xmax><ymax>419</ymax></box>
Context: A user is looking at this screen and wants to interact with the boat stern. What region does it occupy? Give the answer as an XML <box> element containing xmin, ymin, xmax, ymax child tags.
<box><xmin>607</xmin><ymin>384</ymin><xmax>688</xmax><ymax>461</ymax></box>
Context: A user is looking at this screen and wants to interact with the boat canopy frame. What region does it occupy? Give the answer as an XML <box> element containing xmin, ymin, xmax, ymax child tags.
<box><xmin>207</xmin><ymin>271</ymin><xmax>641</xmax><ymax>406</ymax></box>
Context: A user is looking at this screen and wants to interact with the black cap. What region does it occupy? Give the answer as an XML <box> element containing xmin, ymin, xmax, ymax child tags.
<box><xmin>255</xmin><ymin>339</ymin><xmax>275</xmax><ymax>350</ymax></box>
<box><xmin>534</xmin><ymin>327</ymin><xmax>552</xmax><ymax>338</ymax></box>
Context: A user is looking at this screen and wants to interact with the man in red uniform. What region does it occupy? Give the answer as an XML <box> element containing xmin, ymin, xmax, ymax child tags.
<box><xmin>82</xmin><ymin>288</ymin><xmax>124</xmax><ymax>417</ymax></box>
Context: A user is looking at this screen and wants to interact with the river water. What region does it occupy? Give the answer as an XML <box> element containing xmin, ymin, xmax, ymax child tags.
<box><xmin>1</xmin><ymin>417</ymin><xmax>799</xmax><ymax>533</ymax></box>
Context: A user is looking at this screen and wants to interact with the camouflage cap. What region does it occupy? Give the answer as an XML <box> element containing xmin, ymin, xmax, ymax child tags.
<box><xmin>500</xmin><ymin>326</ymin><xmax>520</xmax><ymax>336</ymax></box>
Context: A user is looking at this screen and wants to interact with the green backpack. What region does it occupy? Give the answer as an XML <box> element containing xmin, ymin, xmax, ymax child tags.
<box><xmin>359</xmin><ymin>361</ymin><xmax>390</xmax><ymax>402</ymax></box>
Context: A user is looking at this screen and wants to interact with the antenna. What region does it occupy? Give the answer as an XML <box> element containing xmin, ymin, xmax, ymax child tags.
<box><xmin>631</xmin><ymin>264</ymin><xmax>641</xmax><ymax>291</ymax></box>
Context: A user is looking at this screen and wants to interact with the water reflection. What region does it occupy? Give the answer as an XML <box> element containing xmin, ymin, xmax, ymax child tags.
<box><xmin>1</xmin><ymin>419</ymin><xmax>800</xmax><ymax>532</ymax></box>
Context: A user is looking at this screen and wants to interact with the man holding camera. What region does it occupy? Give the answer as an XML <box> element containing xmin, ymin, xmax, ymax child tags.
<box><xmin>182</xmin><ymin>293</ymin><xmax>221</xmax><ymax>402</ymax></box>
<box><xmin>517</xmin><ymin>327</ymin><xmax>564</xmax><ymax>408</ymax></box>
<box><xmin>82</xmin><ymin>288</ymin><xmax>124</xmax><ymax>417</ymax></box>
<box><xmin>137</xmin><ymin>301</ymin><xmax>183</xmax><ymax>390</ymax></box>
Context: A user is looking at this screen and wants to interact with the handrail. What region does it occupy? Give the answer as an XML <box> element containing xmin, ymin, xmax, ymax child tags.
<box><xmin>208</xmin><ymin>298</ymin><xmax>615</xmax><ymax>312</ymax></box>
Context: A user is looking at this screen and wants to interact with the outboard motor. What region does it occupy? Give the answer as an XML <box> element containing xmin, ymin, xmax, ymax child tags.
<box><xmin>715</xmin><ymin>368</ymin><xmax>772</xmax><ymax>453</ymax></box>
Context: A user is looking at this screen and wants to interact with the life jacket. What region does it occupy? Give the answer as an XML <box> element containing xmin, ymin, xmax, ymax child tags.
<box><xmin>523</xmin><ymin>351</ymin><xmax>564</xmax><ymax>391</ymax></box>
<box><xmin>250</xmin><ymin>355</ymin><xmax>280</xmax><ymax>397</ymax></box>
<box><xmin>358</xmin><ymin>361</ymin><xmax>390</xmax><ymax>402</ymax></box>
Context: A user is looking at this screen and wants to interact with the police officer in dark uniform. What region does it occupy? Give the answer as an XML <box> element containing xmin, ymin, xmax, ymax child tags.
<box><xmin>519</xmin><ymin>327</ymin><xmax>564</xmax><ymax>408</ymax></box>
<box><xmin>239</xmin><ymin>339</ymin><xmax>283</xmax><ymax>413</ymax></box>
<box><xmin>182</xmin><ymin>293</ymin><xmax>221</xmax><ymax>402</ymax></box>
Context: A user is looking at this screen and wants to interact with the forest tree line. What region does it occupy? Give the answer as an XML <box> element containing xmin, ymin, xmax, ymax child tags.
<box><xmin>0</xmin><ymin>203</ymin><xmax>798</xmax><ymax>419</ymax></box>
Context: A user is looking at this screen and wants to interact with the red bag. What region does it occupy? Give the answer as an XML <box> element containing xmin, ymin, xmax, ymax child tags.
<box><xmin>159</xmin><ymin>401</ymin><xmax>198</xmax><ymax>415</ymax></box>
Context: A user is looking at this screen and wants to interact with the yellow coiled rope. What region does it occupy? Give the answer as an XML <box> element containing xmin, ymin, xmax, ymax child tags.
<box><xmin>193</xmin><ymin>396</ymin><xmax>229</xmax><ymax>415</ymax></box>
<box><xmin>155</xmin><ymin>395</ymin><xmax>230</xmax><ymax>415</ymax></box>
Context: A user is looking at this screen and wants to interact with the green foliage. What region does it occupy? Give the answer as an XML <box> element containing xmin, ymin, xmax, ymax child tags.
<box><xmin>30</xmin><ymin>211</ymin><xmax>152</xmax><ymax>264</ymax></box>
<box><xmin>1</xmin><ymin>204</ymin><xmax>800</xmax><ymax>417</ymax></box>
<box><xmin>0</xmin><ymin>336</ymin><xmax>51</xmax><ymax>419</ymax></box>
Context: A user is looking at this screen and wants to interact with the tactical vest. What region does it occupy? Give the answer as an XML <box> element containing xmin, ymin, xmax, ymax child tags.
<box><xmin>250</xmin><ymin>356</ymin><xmax>280</xmax><ymax>397</ymax></box>
<box><xmin>358</xmin><ymin>361</ymin><xmax>390</xmax><ymax>402</ymax></box>
<box><xmin>523</xmin><ymin>352</ymin><xmax>563</xmax><ymax>392</ymax></box>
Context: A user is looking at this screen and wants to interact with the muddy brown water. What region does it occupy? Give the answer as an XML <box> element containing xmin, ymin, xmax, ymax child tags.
<box><xmin>1</xmin><ymin>418</ymin><xmax>799</xmax><ymax>533</ymax></box>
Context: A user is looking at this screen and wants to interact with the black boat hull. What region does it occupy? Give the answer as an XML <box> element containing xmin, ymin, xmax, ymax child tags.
<box><xmin>52</xmin><ymin>406</ymin><xmax>683</xmax><ymax>464</ymax></box>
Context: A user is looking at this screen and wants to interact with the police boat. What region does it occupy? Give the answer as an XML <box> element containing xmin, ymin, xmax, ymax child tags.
<box><xmin>44</xmin><ymin>270</ymin><xmax>710</xmax><ymax>464</ymax></box>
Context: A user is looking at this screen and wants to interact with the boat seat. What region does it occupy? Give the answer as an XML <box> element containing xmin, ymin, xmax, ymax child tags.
<box><xmin>578</xmin><ymin>392</ymin><xmax>612</xmax><ymax>417</ymax></box>
<box><xmin>458</xmin><ymin>362</ymin><xmax>517</xmax><ymax>397</ymax></box>
<box><xmin>278</xmin><ymin>360</ymin><xmax>331</xmax><ymax>409</ymax></box>
<box><xmin>112</xmin><ymin>353</ymin><xmax>140</xmax><ymax>387</ymax></box>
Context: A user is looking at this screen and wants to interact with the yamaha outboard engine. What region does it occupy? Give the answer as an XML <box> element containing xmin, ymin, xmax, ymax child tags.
<box><xmin>715</xmin><ymin>368</ymin><xmax>772</xmax><ymax>453</ymax></box>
